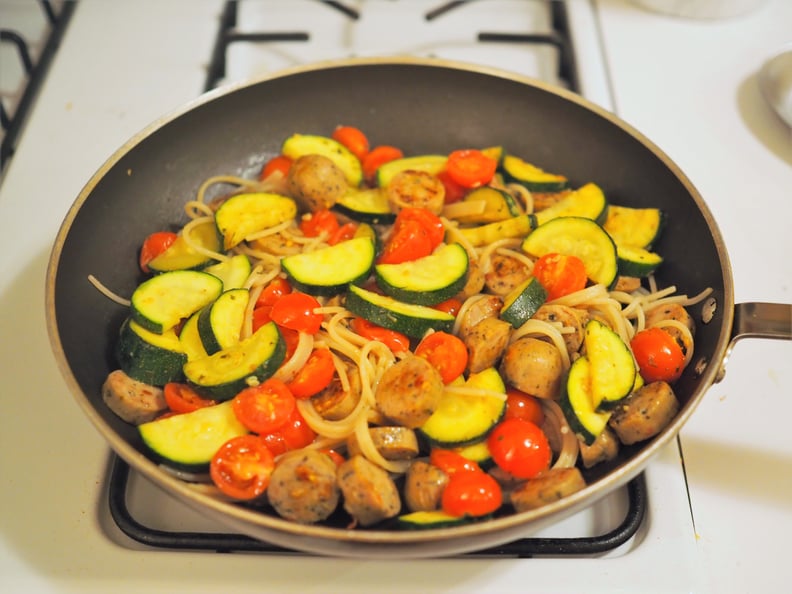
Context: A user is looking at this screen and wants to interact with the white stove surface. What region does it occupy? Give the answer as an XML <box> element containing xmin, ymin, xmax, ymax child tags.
<box><xmin>0</xmin><ymin>1</ymin><xmax>789</xmax><ymax>593</ymax></box>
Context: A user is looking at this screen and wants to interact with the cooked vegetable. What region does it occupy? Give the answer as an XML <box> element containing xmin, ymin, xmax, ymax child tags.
<box><xmin>441</xmin><ymin>469</ymin><xmax>502</xmax><ymax>517</ymax></box>
<box><xmin>259</xmin><ymin>154</ymin><xmax>293</xmax><ymax>181</ymax></box>
<box><xmin>210</xmin><ymin>434</ymin><xmax>275</xmax><ymax>501</ymax></box>
<box><xmin>196</xmin><ymin>288</ymin><xmax>250</xmax><ymax>354</ymax></box>
<box><xmin>147</xmin><ymin>220</ymin><xmax>220</xmax><ymax>273</ymax></box>
<box><xmin>281</xmin><ymin>236</ymin><xmax>375</xmax><ymax>296</ymax></box>
<box><xmin>115</xmin><ymin>318</ymin><xmax>187</xmax><ymax>386</ymax></box>
<box><xmin>602</xmin><ymin>204</ymin><xmax>664</xmax><ymax>248</ymax></box>
<box><xmin>281</xmin><ymin>133</ymin><xmax>363</xmax><ymax>187</ymax></box>
<box><xmin>584</xmin><ymin>318</ymin><xmax>637</xmax><ymax>412</ymax></box>
<box><xmin>631</xmin><ymin>327</ymin><xmax>686</xmax><ymax>383</ymax></box>
<box><xmin>458</xmin><ymin>214</ymin><xmax>537</xmax><ymax>247</ymax></box>
<box><xmin>487</xmin><ymin>417</ymin><xmax>551</xmax><ymax>480</ymax></box>
<box><xmin>285</xmin><ymin>348</ymin><xmax>336</xmax><ymax>399</ymax></box>
<box><xmin>362</xmin><ymin>145</ymin><xmax>404</xmax><ymax>183</ymax></box>
<box><xmin>203</xmin><ymin>254</ymin><xmax>252</xmax><ymax>290</ymax></box>
<box><xmin>533</xmin><ymin>182</ymin><xmax>608</xmax><ymax>226</ymax></box>
<box><xmin>350</xmin><ymin>317</ymin><xmax>410</xmax><ymax>353</ymax></box>
<box><xmin>163</xmin><ymin>382</ymin><xmax>216</xmax><ymax>414</ymax></box>
<box><xmin>331</xmin><ymin>125</ymin><xmax>369</xmax><ymax>161</ymax></box>
<box><xmin>616</xmin><ymin>244</ymin><xmax>664</xmax><ymax>278</ymax></box>
<box><xmin>232</xmin><ymin>378</ymin><xmax>296</xmax><ymax>434</ymax></box>
<box><xmin>375</xmin><ymin>154</ymin><xmax>447</xmax><ymax>188</ymax></box>
<box><xmin>139</xmin><ymin>231</ymin><xmax>177</xmax><ymax>273</ymax></box>
<box><xmin>396</xmin><ymin>509</ymin><xmax>470</xmax><ymax>529</ymax></box>
<box><xmin>445</xmin><ymin>149</ymin><xmax>498</xmax><ymax>189</ymax></box>
<box><xmin>333</xmin><ymin>187</ymin><xmax>396</xmax><ymax>224</ymax></box>
<box><xmin>500</xmin><ymin>277</ymin><xmax>548</xmax><ymax>328</ymax></box>
<box><xmin>214</xmin><ymin>192</ymin><xmax>297</xmax><ymax>250</ymax></box>
<box><xmin>269</xmin><ymin>292</ymin><xmax>323</xmax><ymax>334</ymax></box>
<box><xmin>501</xmin><ymin>154</ymin><xmax>568</xmax><ymax>192</ymax></box>
<box><xmin>560</xmin><ymin>356</ymin><xmax>611</xmax><ymax>445</ymax></box>
<box><xmin>531</xmin><ymin>252</ymin><xmax>588</xmax><ymax>301</ymax></box>
<box><xmin>414</xmin><ymin>330</ymin><xmax>468</xmax><ymax>384</ymax></box>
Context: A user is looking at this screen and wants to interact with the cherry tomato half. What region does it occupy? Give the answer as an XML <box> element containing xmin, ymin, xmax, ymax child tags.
<box><xmin>232</xmin><ymin>379</ymin><xmax>296</xmax><ymax>435</ymax></box>
<box><xmin>445</xmin><ymin>149</ymin><xmax>497</xmax><ymax>189</ymax></box>
<box><xmin>430</xmin><ymin>448</ymin><xmax>481</xmax><ymax>476</ymax></box>
<box><xmin>362</xmin><ymin>145</ymin><xmax>403</xmax><ymax>183</ymax></box>
<box><xmin>393</xmin><ymin>207</ymin><xmax>445</xmax><ymax>247</ymax></box>
<box><xmin>531</xmin><ymin>252</ymin><xmax>588</xmax><ymax>301</ymax></box>
<box><xmin>487</xmin><ymin>418</ymin><xmax>551</xmax><ymax>480</ymax></box>
<box><xmin>415</xmin><ymin>331</ymin><xmax>468</xmax><ymax>384</ymax></box>
<box><xmin>436</xmin><ymin>168</ymin><xmax>468</xmax><ymax>204</ymax></box>
<box><xmin>210</xmin><ymin>434</ymin><xmax>275</xmax><ymax>501</ymax></box>
<box><xmin>260</xmin><ymin>406</ymin><xmax>317</xmax><ymax>456</ymax></box>
<box><xmin>139</xmin><ymin>231</ymin><xmax>177</xmax><ymax>273</ymax></box>
<box><xmin>504</xmin><ymin>388</ymin><xmax>545</xmax><ymax>426</ymax></box>
<box><xmin>259</xmin><ymin>155</ymin><xmax>293</xmax><ymax>181</ymax></box>
<box><xmin>299</xmin><ymin>209</ymin><xmax>340</xmax><ymax>238</ymax></box>
<box><xmin>331</xmin><ymin>125</ymin><xmax>370</xmax><ymax>161</ymax></box>
<box><xmin>163</xmin><ymin>382</ymin><xmax>217</xmax><ymax>414</ymax></box>
<box><xmin>631</xmin><ymin>327</ymin><xmax>686</xmax><ymax>383</ymax></box>
<box><xmin>350</xmin><ymin>317</ymin><xmax>411</xmax><ymax>353</ymax></box>
<box><xmin>269</xmin><ymin>292</ymin><xmax>323</xmax><ymax>334</ymax></box>
<box><xmin>441</xmin><ymin>470</ymin><xmax>502</xmax><ymax>517</ymax></box>
<box><xmin>286</xmin><ymin>348</ymin><xmax>337</xmax><ymax>399</ymax></box>
<box><xmin>377</xmin><ymin>219</ymin><xmax>434</xmax><ymax>264</ymax></box>
<box><xmin>255</xmin><ymin>277</ymin><xmax>292</xmax><ymax>308</ymax></box>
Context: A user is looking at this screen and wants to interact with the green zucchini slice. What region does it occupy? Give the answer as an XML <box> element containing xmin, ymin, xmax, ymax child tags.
<box><xmin>333</xmin><ymin>187</ymin><xmax>396</xmax><ymax>225</ymax></box>
<box><xmin>375</xmin><ymin>154</ymin><xmax>447</xmax><ymax>188</ymax></box>
<box><xmin>214</xmin><ymin>192</ymin><xmax>297</xmax><ymax>250</ymax></box>
<box><xmin>584</xmin><ymin>319</ymin><xmax>636</xmax><ymax>412</ymax></box>
<box><xmin>179</xmin><ymin>311</ymin><xmax>208</xmax><ymax>361</ymax></box>
<box><xmin>345</xmin><ymin>285</ymin><xmax>455</xmax><ymax>338</ymax></box>
<box><xmin>501</xmin><ymin>154</ymin><xmax>569</xmax><ymax>192</ymax></box>
<box><xmin>459</xmin><ymin>214</ymin><xmax>537</xmax><ymax>247</ymax></box>
<box><xmin>534</xmin><ymin>182</ymin><xmax>609</xmax><ymax>227</ymax></box>
<box><xmin>500</xmin><ymin>277</ymin><xmax>548</xmax><ymax>328</ymax></box>
<box><xmin>281</xmin><ymin>236</ymin><xmax>375</xmax><ymax>296</ymax></box>
<box><xmin>115</xmin><ymin>318</ymin><xmax>187</xmax><ymax>386</ymax></box>
<box><xmin>453</xmin><ymin>439</ymin><xmax>494</xmax><ymax>470</ymax></box>
<box><xmin>521</xmin><ymin>216</ymin><xmax>618</xmax><ymax>288</ymax></box>
<box><xmin>281</xmin><ymin>133</ymin><xmax>363</xmax><ymax>186</ymax></box>
<box><xmin>559</xmin><ymin>356</ymin><xmax>611</xmax><ymax>445</ymax></box>
<box><xmin>147</xmin><ymin>219</ymin><xmax>222</xmax><ymax>273</ymax></box>
<box><xmin>374</xmin><ymin>243</ymin><xmax>469</xmax><ymax>306</ymax></box>
<box><xmin>418</xmin><ymin>367</ymin><xmax>507</xmax><ymax>447</ymax></box>
<box><xmin>131</xmin><ymin>270</ymin><xmax>224</xmax><ymax>334</ymax></box>
<box><xmin>616</xmin><ymin>244</ymin><xmax>664</xmax><ymax>278</ymax></box>
<box><xmin>203</xmin><ymin>254</ymin><xmax>252</xmax><ymax>290</ymax></box>
<box><xmin>480</xmin><ymin>145</ymin><xmax>505</xmax><ymax>166</ymax></box>
<box><xmin>139</xmin><ymin>400</ymin><xmax>249</xmax><ymax>472</ymax></box>
<box><xmin>183</xmin><ymin>321</ymin><xmax>285</xmax><ymax>401</ymax></box>
<box><xmin>454</xmin><ymin>186</ymin><xmax>521</xmax><ymax>224</ymax></box>
<box><xmin>196</xmin><ymin>288</ymin><xmax>250</xmax><ymax>354</ymax></box>
<box><xmin>396</xmin><ymin>510</ymin><xmax>474</xmax><ymax>530</ymax></box>
<box><xmin>603</xmin><ymin>204</ymin><xmax>664</xmax><ymax>248</ymax></box>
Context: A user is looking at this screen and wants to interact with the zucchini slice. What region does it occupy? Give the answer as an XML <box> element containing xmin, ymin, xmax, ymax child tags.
<box><xmin>500</xmin><ymin>277</ymin><xmax>548</xmax><ymax>328</ymax></box>
<box><xmin>183</xmin><ymin>321</ymin><xmax>285</xmax><ymax>401</ymax></box>
<box><xmin>281</xmin><ymin>236</ymin><xmax>375</xmax><ymax>296</ymax></box>
<box><xmin>559</xmin><ymin>356</ymin><xmax>611</xmax><ymax>445</ymax></box>
<box><xmin>130</xmin><ymin>270</ymin><xmax>224</xmax><ymax>334</ymax></box>
<box><xmin>501</xmin><ymin>154</ymin><xmax>569</xmax><ymax>192</ymax></box>
<box><xmin>521</xmin><ymin>216</ymin><xmax>618</xmax><ymax>288</ymax></box>
<box><xmin>374</xmin><ymin>243</ymin><xmax>469</xmax><ymax>306</ymax></box>
<box><xmin>333</xmin><ymin>187</ymin><xmax>396</xmax><ymax>225</ymax></box>
<box><xmin>179</xmin><ymin>311</ymin><xmax>208</xmax><ymax>361</ymax></box>
<box><xmin>281</xmin><ymin>133</ymin><xmax>363</xmax><ymax>186</ymax></box>
<box><xmin>139</xmin><ymin>400</ymin><xmax>249</xmax><ymax>472</ymax></box>
<box><xmin>196</xmin><ymin>288</ymin><xmax>250</xmax><ymax>354</ymax></box>
<box><xmin>584</xmin><ymin>319</ymin><xmax>636</xmax><ymax>412</ymax></box>
<box><xmin>203</xmin><ymin>254</ymin><xmax>252</xmax><ymax>290</ymax></box>
<box><xmin>115</xmin><ymin>318</ymin><xmax>187</xmax><ymax>386</ymax></box>
<box><xmin>458</xmin><ymin>214</ymin><xmax>537</xmax><ymax>247</ymax></box>
<box><xmin>453</xmin><ymin>439</ymin><xmax>494</xmax><ymax>470</ymax></box>
<box><xmin>603</xmin><ymin>204</ymin><xmax>664</xmax><ymax>248</ymax></box>
<box><xmin>534</xmin><ymin>182</ymin><xmax>609</xmax><ymax>227</ymax></box>
<box><xmin>418</xmin><ymin>367</ymin><xmax>507</xmax><ymax>447</ymax></box>
<box><xmin>375</xmin><ymin>154</ymin><xmax>447</xmax><ymax>188</ymax></box>
<box><xmin>396</xmin><ymin>510</ymin><xmax>474</xmax><ymax>530</ymax></box>
<box><xmin>616</xmin><ymin>244</ymin><xmax>664</xmax><ymax>278</ymax></box>
<box><xmin>345</xmin><ymin>285</ymin><xmax>455</xmax><ymax>338</ymax></box>
<box><xmin>454</xmin><ymin>186</ymin><xmax>521</xmax><ymax>224</ymax></box>
<box><xmin>147</xmin><ymin>219</ymin><xmax>222</xmax><ymax>273</ymax></box>
<box><xmin>480</xmin><ymin>145</ymin><xmax>505</xmax><ymax>166</ymax></box>
<box><xmin>214</xmin><ymin>192</ymin><xmax>297</xmax><ymax>250</ymax></box>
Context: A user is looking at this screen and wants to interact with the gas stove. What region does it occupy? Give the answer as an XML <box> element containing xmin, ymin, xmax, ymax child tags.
<box><xmin>2</xmin><ymin>1</ymin><xmax>790</xmax><ymax>593</ymax></box>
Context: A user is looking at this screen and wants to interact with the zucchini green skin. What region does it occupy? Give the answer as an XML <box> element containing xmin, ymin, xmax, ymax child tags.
<box><xmin>183</xmin><ymin>321</ymin><xmax>285</xmax><ymax>401</ymax></box>
<box><xmin>603</xmin><ymin>204</ymin><xmax>664</xmax><ymax>249</ymax></box>
<box><xmin>374</xmin><ymin>243</ymin><xmax>469</xmax><ymax>306</ymax></box>
<box><xmin>418</xmin><ymin>367</ymin><xmax>507</xmax><ymax>448</ymax></box>
<box><xmin>459</xmin><ymin>214</ymin><xmax>537</xmax><ymax>247</ymax></box>
<box><xmin>333</xmin><ymin>187</ymin><xmax>396</xmax><ymax>225</ymax></box>
<box><xmin>375</xmin><ymin>154</ymin><xmax>447</xmax><ymax>188</ymax></box>
<box><xmin>281</xmin><ymin>133</ymin><xmax>363</xmax><ymax>186</ymax></box>
<box><xmin>521</xmin><ymin>216</ymin><xmax>618</xmax><ymax>288</ymax></box>
<box><xmin>281</xmin><ymin>236</ymin><xmax>375</xmax><ymax>297</ymax></box>
<box><xmin>344</xmin><ymin>285</ymin><xmax>455</xmax><ymax>338</ymax></box>
<box><xmin>130</xmin><ymin>270</ymin><xmax>224</xmax><ymax>334</ymax></box>
<box><xmin>203</xmin><ymin>254</ymin><xmax>252</xmax><ymax>290</ymax></box>
<box><xmin>115</xmin><ymin>318</ymin><xmax>187</xmax><ymax>386</ymax></box>
<box><xmin>453</xmin><ymin>439</ymin><xmax>494</xmax><ymax>470</ymax></box>
<box><xmin>534</xmin><ymin>182</ymin><xmax>609</xmax><ymax>227</ymax></box>
<box><xmin>501</xmin><ymin>154</ymin><xmax>569</xmax><ymax>192</ymax></box>
<box><xmin>616</xmin><ymin>244</ymin><xmax>664</xmax><ymax>278</ymax></box>
<box><xmin>196</xmin><ymin>288</ymin><xmax>250</xmax><ymax>354</ymax></box>
<box><xmin>584</xmin><ymin>319</ymin><xmax>636</xmax><ymax>412</ymax></box>
<box><xmin>500</xmin><ymin>277</ymin><xmax>548</xmax><ymax>329</ymax></box>
<box><xmin>559</xmin><ymin>357</ymin><xmax>611</xmax><ymax>445</ymax></box>
<box><xmin>147</xmin><ymin>219</ymin><xmax>222</xmax><ymax>273</ymax></box>
<box><xmin>138</xmin><ymin>400</ymin><xmax>249</xmax><ymax>472</ymax></box>
<box><xmin>214</xmin><ymin>192</ymin><xmax>297</xmax><ymax>250</ymax></box>
<box><xmin>395</xmin><ymin>510</ymin><xmax>474</xmax><ymax>530</ymax></box>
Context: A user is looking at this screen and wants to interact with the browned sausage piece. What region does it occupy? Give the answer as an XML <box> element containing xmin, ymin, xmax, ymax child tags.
<box><xmin>267</xmin><ymin>450</ymin><xmax>340</xmax><ymax>524</ymax></box>
<box><xmin>457</xmin><ymin>294</ymin><xmax>503</xmax><ymax>339</ymax></box>
<box><xmin>463</xmin><ymin>316</ymin><xmax>512</xmax><ymax>374</ymax></box>
<box><xmin>375</xmin><ymin>354</ymin><xmax>444</xmax><ymax>429</ymax></box>
<box><xmin>287</xmin><ymin>154</ymin><xmax>348</xmax><ymax>212</ymax></box>
<box><xmin>510</xmin><ymin>467</ymin><xmax>586</xmax><ymax>513</ymax></box>
<box><xmin>613</xmin><ymin>276</ymin><xmax>642</xmax><ymax>292</ymax></box>
<box><xmin>337</xmin><ymin>455</ymin><xmax>401</xmax><ymax>526</ymax></box>
<box><xmin>385</xmin><ymin>170</ymin><xmax>445</xmax><ymax>215</ymax></box>
<box><xmin>499</xmin><ymin>337</ymin><xmax>564</xmax><ymax>399</ymax></box>
<box><xmin>101</xmin><ymin>369</ymin><xmax>166</xmax><ymax>425</ymax></box>
<box><xmin>532</xmin><ymin>304</ymin><xmax>589</xmax><ymax>354</ymax></box>
<box><xmin>578</xmin><ymin>426</ymin><xmax>620</xmax><ymax>469</ymax></box>
<box><xmin>483</xmin><ymin>253</ymin><xmax>531</xmax><ymax>296</ymax></box>
<box><xmin>608</xmin><ymin>381</ymin><xmax>680</xmax><ymax>445</ymax></box>
<box><xmin>403</xmin><ymin>460</ymin><xmax>449</xmax><ymax>512</ymax></box>
<box><xmin>346</xmin><ymin>426</ymin><xmax>420</xmax><ymax>461</ymax></box>
<box><xmin>311</xmin><ymin>361</ymin><xmax>361</xmax><ymax>421</ymax></box>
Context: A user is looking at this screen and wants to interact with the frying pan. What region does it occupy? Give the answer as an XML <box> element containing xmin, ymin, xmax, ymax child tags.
<box><xmin>45</xmin><ymin>58</ymin><xmax>791</xmax><ymax>558</ymax></box>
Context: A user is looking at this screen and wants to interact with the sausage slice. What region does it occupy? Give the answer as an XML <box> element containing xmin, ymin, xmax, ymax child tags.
<box><xmin>337</xmin><ymin>455</ymin><xmax>401</xmax><ymax>526</ymax></box>
<box><xmin>375</xmin><ymin>354</ymin><xmax>444</xmax><ymax>429</ymax></box>
<box><xmin>267</xmin><ymin>450</ymin><xmax>340</xmax><ymax>524</ymax></box>
<box><xmin>102</xmin><ymin>369</ymin><xmax>166</xmax><ymax>425</ymax></box>
<box><xmin>510</xmin><ymin>467</ymin><xmax>586</xmax><ymax>512</ymax></box>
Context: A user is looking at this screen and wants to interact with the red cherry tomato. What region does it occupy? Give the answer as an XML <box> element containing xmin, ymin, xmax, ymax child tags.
<box><xmin>331</xmin><ymin>125</ymin><xmax>370</xmax><ymax>161</ymax></box>
<box><xmin>532</xmin><ymin>252</ymin><xmax>588</xmax><ymax>301</ymax></box>
<box><xmin>286</xmin><ymin>348</ymin><xmax>337</xmax><ymax>399</ymax></box>
<box><xmin>393</xmin><ymin>207</ymin><xmax>445</xmax><ymax>247</ymax></box>
<box><xmin>259</xmin><ymin>155</ymin><xmax>293</xmax><ymax>181</ymax></box>
<box><xmin>269</xmin><ymin>292</ymin><xmax>323</xmax><ymax>334</ymax></box>
<box><xmin>631</xmin><ymin>327</ymin><xmax>686</xmax><ymax>382</ymax></box>
<box><xmin>232</xmin><ymin>379</ymin><xmax>296</xmax><ymax>435</ymax></box>
<box><xmin>377</xmin><ymin>220</ymin><xmax>434</xmax><ymax>264</ymax></box>
<box><xmin>441</xmin><ymin>470</ymin><xmax>502</xmax><ymax>517</ymax></box>
<box><xmin>414</xmin><ymin>331</ymin><xmax>468</xmax><ymax>384</ymax></box>
<box><xmin>299</xmin><ymin>209</ymin><xmax>340</xmax><ymax>238</ymax></box>
<box><xmin>163</xmin><ymin>382</ymin><xmax>217</xmax><ymax>414</ymax></box>
<box><xmin>504</xmin><ymin>388</ymin><xmax>545</xmax><ymax>425</ymax></box>
<box><xmin>487</xmin><ymin>418</ymin><xmax>551</xmax><ymax>480</ymax></box>
<box><xmin>251</xmin><ymin>305</ymin><xmax>272</xmax><ymax>333</ymax></box>
<box><xmin>429</xmin><ymin>448</ymin><xmax>481</xmax><ymax>476</ymax></box>
<box><xmin>433</xmin><ymin>297</ymin><xmax>463</xmax><ymax>317</ymax></box>
<box><xmin>350</xmin><ymin>317</ymin><xmax>411</xmax><ymax>353</ymax></box>
<box><xmin>261</xmin><ymin>406</ymin><xmax>317</xmax><ymax>456</ymax></box>
<box><xmin>255</xmin><ymin>277</ymin><xmax>292</xmax><ymax>307</ymax></box>
<box><xmin>210</xmin><ymin>434</ymin><xmax>275</xmax><ymax>501</ymax></box>
<box><xmin>139</xmin><ymin>231</ymin><xmax>177</xmax><ymax>273</ymax></box>
<box><xmin>436</xmin><ymin>168</ymin><xmax>468</xmax><ymax>204</ymax></box>
<box><xmin>362</xmin><ymin>145</ymin><xmax>403</xmax><ymax>183</ymax></box>
<box><xmin>445</xmin><ymin>149</ymin><xmax>497</xmax><ymax>189</ymax></box>
<box><xmin>328</xmin><ymin>222</ymin><xmax>358</xmax><ymax>245</ymax></box>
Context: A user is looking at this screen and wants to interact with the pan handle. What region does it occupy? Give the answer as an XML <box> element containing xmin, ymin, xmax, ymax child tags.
<box><xmin>715</xmin><ymin>302</ymin><xmax>792</xmax><ymax>383</ymax></box>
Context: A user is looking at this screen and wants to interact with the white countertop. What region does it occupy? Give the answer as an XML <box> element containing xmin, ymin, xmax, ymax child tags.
<box><xmin>1</xmin><ymin>1</ymin><xmax>790</xmax><ymax>592</ymax></box>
